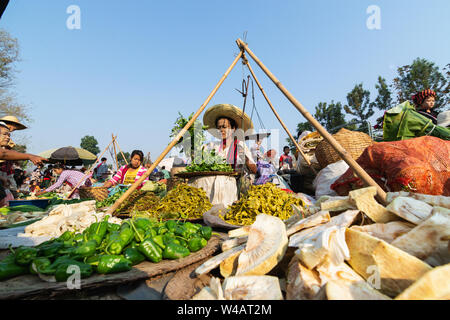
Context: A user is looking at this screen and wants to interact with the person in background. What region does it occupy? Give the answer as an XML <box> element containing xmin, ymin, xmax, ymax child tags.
<box><xmin>30</xmin><ymin>163</ymin><xmax>44</xmax><ymax>184</ymax></box>
<box><xmin>250</xmin><ymin>135</ymin><xmax>265</xmax><ymax>162</ymax></box>
<box><xmin>35</xmin><ymin>164</ymin><xmax>92</xmax><ymax>198</ymax></box>
<box><xmin>40</xmin><ymin>168</ymin><xmax>53</xmax><ymax>189</ymax></box>
<box><xmin>254</xmin><ymin>149</ymin><xmax>278</xmax><ymax>185</ymax></box>
<box><xmin>29</xmin><ymin>180</ymin><xmax>41</xmax><ymax>194</ymax></box>
<box><xmin>94</xmin><ymin>157</ymin><xmax>108</xmax><ymax>182</ymax></box>
<box><xmin>411</xmin><ymin>89</ymin><xmax>438</xmax><ymax>124</ymax></box>
<box><xmin>279</xmin><ymin>146</ymin><xmax>293</xmax><ymax>170</ymax></box>
<box><xmin>160</xmin><ymin>166</ymin><xmax>171</xmax><ymax>179</ymax></box>
<box><xmin>102</xmin><ymin>150</ymin><xmax>148</xmax><ymax>189</ymax></box>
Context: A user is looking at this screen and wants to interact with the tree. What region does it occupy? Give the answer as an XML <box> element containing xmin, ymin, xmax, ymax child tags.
<box><xmin>117</xmin><ymin>151</ymin><xmax>130</xmax><ymax>167</ymax></box>
<box><xmin>392</xmin><ymin>58</ymin><xmax>449</xmax><ymax>112</ymax></box>
<box><xmin>344</xmin><ymin>83</ymin><xmax>375</xmax><ymax>133</ymax></box>
<box><xmin>80</xmin><ymin>135</ymin><xmax>100</xmax><ymax>155</ymax></box>
<box><xmin>314</xmin><ymin>100</ymin><xmax>348</xmax><ymax>132</ymax></box>
<box><xmin>0</xmin><ymin>29</ymin><xmax>32</xmax><ymax>126</ymax></box>
<box><xmin>372</xmin><ymin>76</ymin><xmax>394</xmax><ymax>111</ymax></box>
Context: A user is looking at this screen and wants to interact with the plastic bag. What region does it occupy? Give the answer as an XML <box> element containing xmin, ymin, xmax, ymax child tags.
<box><xmin>313</xmin><ymin>160</ymin><xmax>349</xmax><ymax>198</ymax></box>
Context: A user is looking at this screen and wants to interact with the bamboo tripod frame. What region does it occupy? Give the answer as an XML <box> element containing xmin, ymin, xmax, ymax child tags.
<box><xmin>235</xmin><ymin>39</ymin><xmax>387</xmax><ymax>204</ymax></box>
<box><xmin>241</xmin><ymin>53</ymin><xmax>317</xmax><ymax>175</ymax></box>
<box><xmin>108</xmin><ymin>39</ymin><xmax>387</xmax><ymax>211</ymax></box>
<box><xmin>106</xmin><ymin>51</ymin><xmax>244</xmax><ymax>214</ymax></box>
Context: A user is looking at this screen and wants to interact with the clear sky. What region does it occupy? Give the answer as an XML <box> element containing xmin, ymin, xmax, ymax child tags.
<box><xmin>1</xmin><ymin>0</ymin><xmax>449</xmax><ymax>164</ymax></box>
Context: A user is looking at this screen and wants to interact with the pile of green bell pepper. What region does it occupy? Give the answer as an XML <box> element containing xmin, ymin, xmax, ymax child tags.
<box><xmin>0</xmin><ymin>216</ymin><xmax>213</xmax><ymax>282</ymax></box>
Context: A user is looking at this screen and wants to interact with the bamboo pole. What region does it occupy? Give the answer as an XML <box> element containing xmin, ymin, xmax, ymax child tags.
<box><xmin>107</xmin><ymin>51</ymin><xmax>244</xmax><ymax>215</ymax></box>
<box><xmin>236</xmin><ymin>39</ymin><xmax>387</xmax><ymax>204</ymax></box>
<box><xmin>243</xmin><ymin>56</ymin><xmax>317</xmax><ymax>174</ymax></box>
<box><xmin>112</xmin><ymin>133</ymin><xmax>119</xmax><ymax>171</ymax></box>
<box><xmin>113</xmin><ymin>135</ymin><xmax>128</xmax><ymax>166</ymax></box>
<box><xmin>65</xmin><ymin>136</ymin><xmax>117</xmax><ymax>199</ymax></box>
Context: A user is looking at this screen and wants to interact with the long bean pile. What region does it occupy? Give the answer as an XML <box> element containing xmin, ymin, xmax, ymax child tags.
<box><xmin>221</xmin><ymin>183</ymin><xmax>305</xmax><ymax>226</ymax></box>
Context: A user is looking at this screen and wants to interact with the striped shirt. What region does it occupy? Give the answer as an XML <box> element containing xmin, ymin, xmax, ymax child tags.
<box><xmin>108</xmin><ymin>165</ymin><xmax>148</xmax><ymax>188</ymax></box>
<box><xmin>44</xmin><ymin>170</ymin><xmax>92</xmax><ymax>193</ymax></box>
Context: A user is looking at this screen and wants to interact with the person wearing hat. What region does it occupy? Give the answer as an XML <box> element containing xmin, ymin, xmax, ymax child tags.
<box><xmin>203</xmin><ymin>104</ymin><xmax>257</xmax><ymax>174</ymax></box>
<box><xmin>411</xmin><ymin>89</ymin><xmax>438</xmax><ymax>124</ymax></box>
<box><xmin>0</xmin><ymin>115</ymin><xmax>27</xmax><ymax>132</ymax></box>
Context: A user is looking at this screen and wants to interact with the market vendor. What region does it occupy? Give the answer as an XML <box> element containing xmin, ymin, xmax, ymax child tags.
<box><xmin>203</xmin><ymin>104</ymin><xmax>257</xmax><ymax>174</ymax></box>
<box><xmin>411</xmin><ymin>89</ymin><xmax>438</xmax><ymax>124</ymax></box>
<box><xmin>102</xmin><ymin>150</ymin><xmax>148</xmax><ymax>189</ymax></box>
<box><xmin>35</xmin><ymin>164</ymin><xmax>92</xmax><ymax>197</ymax></box>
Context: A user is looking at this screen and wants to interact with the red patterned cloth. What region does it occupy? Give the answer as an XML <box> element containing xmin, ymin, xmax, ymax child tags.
<box><xmin>331</xmin><ymin>136</ymin><xmax>450</xmax><ymax>196</ymax></box>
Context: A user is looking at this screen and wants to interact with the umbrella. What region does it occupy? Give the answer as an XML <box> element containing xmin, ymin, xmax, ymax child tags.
<box><xmin>39</xmin><ymin>146</ymin><xmax>97</xmax><ymax>166</ymax></box>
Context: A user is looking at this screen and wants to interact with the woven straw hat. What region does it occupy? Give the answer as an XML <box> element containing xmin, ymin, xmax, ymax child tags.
<box><xmin>0</xmin><ymin>116</ymin><xmax>27</xmax><ymax>130</ymax></box>
<box><xmin>203</xmin><ymin>104</ymin><xmax>254</xmax><ymax>138</ymax></box>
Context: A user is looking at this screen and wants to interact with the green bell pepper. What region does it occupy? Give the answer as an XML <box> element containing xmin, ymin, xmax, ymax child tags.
<box><xmin>37</xmin><ymin>241</ymin><xmax>65</xmax><ymax>258</ymax></box>
<box><xmin>134</xmin><ymin>218</ymin><xmax>152</xmax><ymax>230</ymax></box>
<box><xmin>152</xmin><ymin>235</ymin><xmax>165</xmax><ymax>249</ymax></box>
<box><xmin>96</xmin><ymin>255</ymin><xmax>131</xmax><ymax>274</ymax></box>
<box><xmin>14</xmin><ymin>247</ymin><xmax>38</xmax><ymax>266</ymax></box>
<box><xmin>187</xmin><ymin>237</ymin><xmax>207</xmax><ymax>252</ymax></box>
<box><xmin>0</xmin><ymin>260</ymin><xmax>28</xmax><ymax>280</ymax></box>
<box><xmin>73</xmin><ymin>240</ymin><xmax>98</xmax><ymax>258</ymax></box>
<box><xmin>30</xmin><ymin>257</ymin><xmax>52</xmax><ymax>275</ymax></box>
<box><xmin>123</xmin><ymin>248</ymin><xmax>145</xmax><ymax>266</ymax></box>
<box><xmin>107</xmin><ymin>222</ymin><xmax>121</xmax><ymax>233</ymax></box>
<box><xmin>138</xmin><ymin>238</ymin><xmax>162</xmax><ymax>263</ymax></box>
<box><xmin>162</xmin><ymin>242</ymin><xmax>190</xmax><ymax>260</ymax></box>
<box><xmin>106</xmin><ymin>228</ymin><xmax>134</xmax><ymax>255</ymax></box>
<box><xmin>54</xmin><ymin>260</ymin><xmax>93</xmax><ymax>282</ymax></box>
<box><xmin>134</xmin><ymin>228</ymin><xmax>146</xmax><ymax>243</ymax></box>
<box><xmin>87</xmin><ymin>216</ymin><xmax>109</xmax><ymax>245</ymax></box>
<box><xmin>165</xmin><ymin>220</ymin><xmax>177</xmax><ymax>232</ymax></box>
<box><xmin>200</xmin><ymin>226</ymin><xmax>212</xmax><ymax>240</ymax></box>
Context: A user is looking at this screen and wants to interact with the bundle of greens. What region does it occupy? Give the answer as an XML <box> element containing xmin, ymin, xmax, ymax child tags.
<box><xmin>185</xmin><ymin>149</ymin><xmax>233</xmax><ymax>173</ymax></box>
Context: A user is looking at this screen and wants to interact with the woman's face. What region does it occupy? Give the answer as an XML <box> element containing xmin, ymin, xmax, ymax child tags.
<box><xmin>54</xmin><ymin>168</ymin><xmax>63</xmax><ymax>175</ymax></box>
<box><xmin>216</xmin><ymin>118</ymin><xmax>234</xmax><ymax>140</ymax></box>
<box><xmin>420</xmin><ymin>96</ymin><xmax>435</xmax><ymax>110</ymax></box>
<box><xmin>130</xmin><ymin>154</ymin><xmax>142</xmax><ymax>169</ymax></box>
<box><xmin>0</xmin><ymin>127</ymin><xmax>10</xmax><ymax>147</ymax></box>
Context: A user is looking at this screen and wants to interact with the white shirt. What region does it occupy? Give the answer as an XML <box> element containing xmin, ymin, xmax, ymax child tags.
<box><xmin>205</xmin><ymin>140</ymin><xmax>255</xmax><ymax>168</ymax></box>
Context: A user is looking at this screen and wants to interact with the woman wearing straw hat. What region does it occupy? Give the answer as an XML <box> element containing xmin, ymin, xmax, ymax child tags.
<box><xmin>203</xmin><ymin>104</ymin><xmax>257</xmax><ymax>174</ymax></box>
<box><xmin>196</xmin><ymin>104</ymin><xmax>257</xmax><ymax>205</ymax></box>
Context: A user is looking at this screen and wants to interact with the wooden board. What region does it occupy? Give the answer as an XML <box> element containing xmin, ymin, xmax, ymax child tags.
<box><xmin>0</xmin><ymin>236</ymin><xmax>221</xmax><ymax>300</ymax></box>
<box><xmin>163</xmin><ymin>258</ymin><xmax>213</xmax><ymax>300</ymax></box>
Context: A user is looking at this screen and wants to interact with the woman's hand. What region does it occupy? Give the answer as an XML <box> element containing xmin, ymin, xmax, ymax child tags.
<box><xmin>28</xmin><ymin>154</ymin><xmax>47</xmax><ymax>166</ymax></box>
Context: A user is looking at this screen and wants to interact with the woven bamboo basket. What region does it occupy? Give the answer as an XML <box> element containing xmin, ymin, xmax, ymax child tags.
<box><xmin>314</xmin><ymin>128</ymin><xmax>374</xmax><ymax>169</ymax></box>
<box><xmin>79</xmin><ymin>186</ymin><xmax>109</xmax><ymax>201</ymax></box>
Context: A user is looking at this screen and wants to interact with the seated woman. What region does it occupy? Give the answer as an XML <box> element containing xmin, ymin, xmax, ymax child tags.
<box><xmin>35</xmin><ymin>164</ymin><xmax>92</xmax><ymax>198</ymax></box>
<box><xmin>102</xmin><ymin>150</ymin><xmax>148</xmax><ymax>189</ymax></box>
<box><xmin>254</xmin><ymin>149</ymin><xmax>278</xmax><ymax>185</ymax></box>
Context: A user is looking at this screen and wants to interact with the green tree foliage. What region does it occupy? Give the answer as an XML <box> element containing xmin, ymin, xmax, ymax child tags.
<box><xmin>170</xmin><ymin>112</ymin><xmax>207</xmax><ymax>162</ymax></box>
<box><xmin>80</xmin><ymin>135</ymin><xmax>100</xmax><ymax>155</ymax></box>
<box><xmin>314</xmin><ymin>100</ymin><xmax>348</xmax><ymax>132</ymax></box>
<box><xmin>344</xmin><ymin>83</ymin><xmax>374</xmax><ymax>133</ymax></box>
<box><xmin>372</xmin><ymin>76</ymin><xmax>394</xmax><ymax>111</ymax></box>
<box><xmin>392</xmin><ymin>58</ymin><xmax>449</xmax><ymax>112</ymax></box>
<box><xmin>0</xmin><ymin>29</ymin><xmax>32</xmax><ymax>125</ymax></box>
<box><xmin>117</xmin><ymin>151</ymin><xmax>130</xmax><ymax>167</ymax></box>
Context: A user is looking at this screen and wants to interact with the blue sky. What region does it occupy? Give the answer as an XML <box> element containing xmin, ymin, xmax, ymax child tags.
<box><xmin>1</xmin><ymin>0</ymin><xmax>449</xmax><ymax>164</ymax></box>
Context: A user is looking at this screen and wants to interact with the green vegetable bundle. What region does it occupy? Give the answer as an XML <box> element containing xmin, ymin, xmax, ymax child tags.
<box><xmin>95</xmin><ymin>188</ymin><xmax>127</xmax><ymax>209</ymax></box>
<box><xmin>0</xmin><ymin>216</ymin><xmax>212</xmax><ymax>282</ymax></box>
<box><xmin>186</xmin><ymin>149</ymin><xmax>233</xmax><ymax>173</ymax></box>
